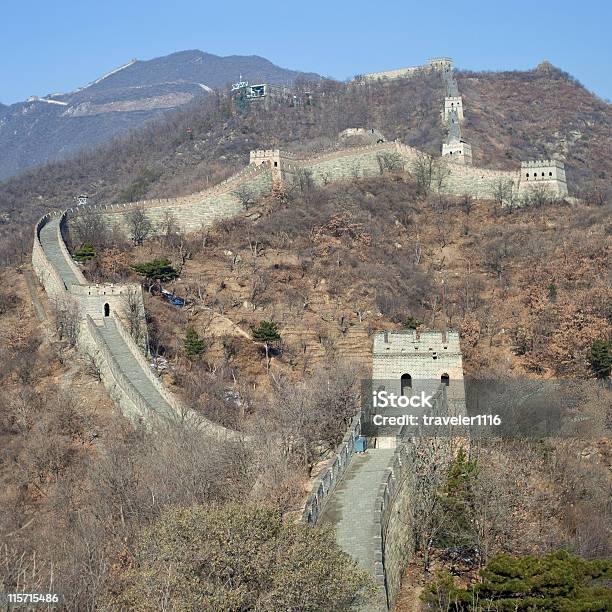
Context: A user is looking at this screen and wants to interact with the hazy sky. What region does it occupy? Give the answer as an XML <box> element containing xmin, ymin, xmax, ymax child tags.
<box><xmin>1</xmin><ymin>0</ymin><xmax>610</xmax><ymax>104</ymax></box>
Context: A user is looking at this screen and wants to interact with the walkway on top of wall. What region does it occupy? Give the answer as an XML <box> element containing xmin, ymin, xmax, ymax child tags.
<box><xmin>39</xmin><ymin>217</ymin><xmax>82</xmax><ymax>288</ymax></box>
<box><xmin>38</xmin><ymin>215</ymin><xmax>176</xmax><ymax>422</ymax></box>
<box><xmin>97</xmin><ymin>318</ymin><xmax>175</xmax><ymax>419</ymax></box>
<box><xmin>320</xmin><ymin>448</ymin><xmax>395</xmax><ymax>571</ymax></box>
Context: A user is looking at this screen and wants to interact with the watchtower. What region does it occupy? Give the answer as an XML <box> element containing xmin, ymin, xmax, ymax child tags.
<box><xmin>372</xmin><ymin>330</ymin><xmax>464</xmax><ymax>409</ymax></box>
<box><xmin>442</xmin><ymin>140</ymin><xmax>473</xmax><ymax>165</ymax></box>
<box><xmin>520</xmin><ymin>160</ymin><xmax>568</xmax><ymax>197</ymax></box>
<box><xmin>427</xmin><ymin>57</ymin><xmax>454</xmax><ymax>73</ymax></box>
<box><xmin>444</xmin><ymin>96</ymin><xmax>464</xmax><ymax>121</ymax></box>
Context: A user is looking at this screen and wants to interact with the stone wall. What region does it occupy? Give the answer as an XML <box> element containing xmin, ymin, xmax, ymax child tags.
<box><xmin>301</xmin><ymin>415</ymin><xmax>361</xmax><ymax>525</ymax></box>
<box><xmin>64</xmin><ymin>164</ymin><xmax>273</xmax><ymax>235</ymax></box>
<box><xmin>32</xmin><ymin>214</ymin><xmax>69</xmax><ymax>297</ymax></box>
<box><xmin>361</xmin><ymin>57</ymin><xmax>452</xmax><ymax>82</ymax></box>
<box><xmin>32</xmin><ymin>211</ymin><xmax>232</xmax><ymax>436</ymax></box>
<box><xmin>375</xmin><ymin>442</ymin><xmax>414</xmax><ymax>608</ymax></box>
<box><xmin>443</xmin><ymin>164</ymin><xmax>520</xmax><ymax>199</ymax></box>
<box><xmin>58</xmin><ymin>214</ymin><xmax>88</xmax><ymax>284</ymax></box>
<box><xmin>247</xmin><ymin>141</ymin><xmax>568</xmax><ymax>203</ymax></box>
<box><xmin>80</xmin><ymin>315</ymin><xmax>151</xmax><ymax>424</ymax></box>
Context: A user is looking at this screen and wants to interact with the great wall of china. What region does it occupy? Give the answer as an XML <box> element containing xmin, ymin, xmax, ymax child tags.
<box><xmin>30</xmin><ymin>57</ymin><xmax>569</xmax><ymax>610</ymax></box>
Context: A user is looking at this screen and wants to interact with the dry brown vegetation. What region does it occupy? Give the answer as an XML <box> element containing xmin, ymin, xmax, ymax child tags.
<box><xmin>1</xmin><ymin>62</ymin><xmax>609</xmax><ymax>242</ymax></box>
<box><xmin>87</xmin><ymin>173</ymin><xmax>610</xmax><ymax>388</ymax></box>
<box><xmin>459</xmin><ymin>63</ymin><xmax>612</xmax><ymax>192</ymax></box>
<box><xmin>0</xmin><ymin>62</ymin><xmax>610</xmax><ymax>610</ymax></box>
<box><xmin>0</xmin><ymin>266</ymin><xmax>369</xmax><ymax>608</ymax></box>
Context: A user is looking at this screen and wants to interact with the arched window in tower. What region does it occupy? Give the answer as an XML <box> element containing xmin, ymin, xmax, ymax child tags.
<box><xmin>400</xmin><ymin>373</ymin><xmax>412</xmax><ymax>395</ymax></box>
<box><xmin>104</xmin><ymin>303</ymin><xmax>110</xmax><ymax>317</ymax></box>
<box><xmin>441</xmin><ymin>373</ymin><xmax>450</xmax><ymax>386</ymax></box>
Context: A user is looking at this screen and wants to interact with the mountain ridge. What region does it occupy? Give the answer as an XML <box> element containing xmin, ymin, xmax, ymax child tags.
<box><xmin>0</xmin><ymin>50</ymin><xmax>320</xmax><ymax>180</ymax></box>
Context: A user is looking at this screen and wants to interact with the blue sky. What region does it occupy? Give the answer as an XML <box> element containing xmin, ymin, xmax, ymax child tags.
<box><xmin>1</xmin><ymin>0</ymin><xmax>610</xmax><ymax>104</ymax></box>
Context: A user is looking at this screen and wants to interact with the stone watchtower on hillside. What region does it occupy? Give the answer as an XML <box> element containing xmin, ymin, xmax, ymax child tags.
<box><xmin>520</xmin><ymin>159</ymin><xmax>568</xmax><ymax>198</ymax></box>
<box><xmin>373</xmin><ymin>330</ymin><xmax>465</xmax><ymax>411</ymax></box>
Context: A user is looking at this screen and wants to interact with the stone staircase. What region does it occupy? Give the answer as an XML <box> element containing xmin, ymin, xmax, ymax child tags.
<box><xmin>97</xmin><ymin>318</ymin><xmax>174</xmax><ymax>419</ymax></box>
<box><xmin>38</xmin><ymin>217</ymin><xmax>81</xmax><ymax>288</ymax></box>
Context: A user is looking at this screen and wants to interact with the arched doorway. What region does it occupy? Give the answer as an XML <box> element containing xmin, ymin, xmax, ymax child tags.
<box><xmin>104</xmin><ymin>303</ymin><xmax>110</xmax><ymax>317</ymax></box>
<box><xmin>441</xmin><ymin>373</ymin><xmax>450</xmax><ymax>386</ymax></box>
<box><xmin>400</xmin><ymin>373</ymin><xmax>412</xmax><ymax>395</ymax></box>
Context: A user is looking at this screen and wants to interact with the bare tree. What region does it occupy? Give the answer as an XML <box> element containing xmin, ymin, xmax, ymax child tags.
<box><xmin>126</xmin><ymin>207</ymin><xmax>152</xmax><ymax>245</ymax></box>
<box><xmin>295</xmin><ymin>169</ymin><xmax>315</xmax><ymax>193</ymax></box>
<box><xmin>52</xmin><ymin>296</ymin><xmax>80</xmax><ymax>347</ymax></box>
<box><xmin>157</xmin><ymin>210</ymin><xmax>179</xmax><ymax>245</ymax></box>
<box><xmin>70</xmin><ymin>208</ymin><xmax>110</xmax><ymax>249</ymax></box>
<box><xmin>123</xmin><ymin>287</ymin><xmax>146</xmax><ymax>347</ymax></box>
<box><xmin>234</xmin><ymin>186</ymin><xmax>257</xmax><ymax>210</ymax></box>
<box><xmin>492</xmin><ymin>178</ymin><xmax>515</xmax><ymax>212</ymax></box>
<box><xmin>412</xmin><ymin>152</ymin><xmax>448</xmax><ymax>195</ymax></box>
<box><xmin>522</xmin><ymin>183</ymin><xmax>554</xmax><ymax>208</ymax></box>
<box><xmin>376</xmin><ymin>152</ymin><xmax>404</xmax><ymax>174</ymax></box>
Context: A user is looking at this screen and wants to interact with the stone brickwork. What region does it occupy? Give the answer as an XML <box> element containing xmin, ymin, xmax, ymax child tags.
<box><xmin>373</xmin><ymin>330</ymin><xmax>463</xmax><ymax>382</ymax></box>
<box><xmin>64</xmin><ymin>165</ymin><xmax>274</xmax><ymax>235</ymax></box>
<box><xmin>302</xmin><ymin>415</ymin><xmax>361</xmax><ymax>525</ymax></box>
<box><xmin>443</xmin><ymin>163</ymin><xmax>520</xmax><ymax>199</ymax></box>
<box><xmin>247</xmin><ymin>140</ymin><xmax>567</xmax><ymax>202</ymax></box>
<box><xmin>376</xmin><ymin>441</ymin><xmax>414</xmax><ymax>608</ymax></box>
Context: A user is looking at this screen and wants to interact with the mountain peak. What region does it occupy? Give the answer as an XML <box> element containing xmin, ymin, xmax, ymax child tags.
<box><xmin>0</xmin><ymin>50</ymin><xmax>320</xmax><ymax>180</ymax></box>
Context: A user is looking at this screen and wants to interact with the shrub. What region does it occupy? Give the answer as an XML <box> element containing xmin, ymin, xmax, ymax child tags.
<box><xmin>73</xmin><ymin>243</ymin><xmax>95</xmax><ymax>262</ymax></box>
<box><xmin>184</xmin><ymin>326</ymin><xmax>207</xmax><ymax>360</ymax></box>
<box><xmin>424</xmin><ymin>551</ymin><xmax>612</xmax><ymax>610</ymax></box>
<box><xmin>588</xmin><ymin>339</ymin><xmax>612</xmax><ymax>379</ymax></box>
<box><xmin>112</xmin><ymin>504</ymin><xmax>376</xmax><ymax>611</ymax></box>
<box><xmin>131</xmin><ymin>258</ymin><xmax>178</xmax><ymax>285</ymax></box>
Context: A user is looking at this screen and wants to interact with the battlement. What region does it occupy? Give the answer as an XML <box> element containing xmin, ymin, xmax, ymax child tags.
<box><xmin>70</xmin><ymin>283</ymin><xmax>132</xmax><ymax>297</ymax></box>
<box><xmin>521</xmin><ymin>159</ymin><xmax>565</xmax><ymax>169</ymax></box>
<box><xmin>372</xmin><ymin>329</ymin><xmax>464</xmax><ymax>398</ymax></box>
<box><xmin>361</xmin><ymin>57</ymin><xmax>453</xmax><ymax>82</ymax></box>
<box><xmin>427</xmin><ymin>57</ymin><xmax>453</xmax><ymax>71</ymax></box>
<box><xmin>374</xmin><ymin>330</ymin><xmax>461</xmax><ymax>355</ymax></box>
